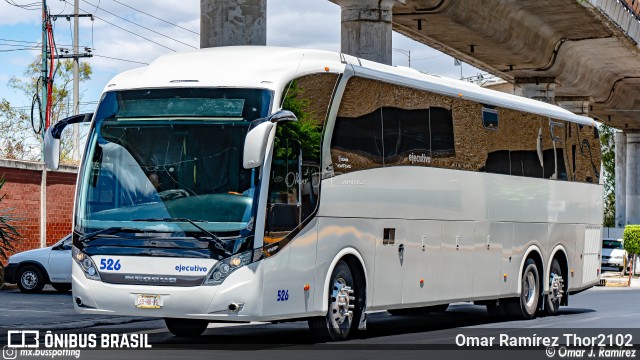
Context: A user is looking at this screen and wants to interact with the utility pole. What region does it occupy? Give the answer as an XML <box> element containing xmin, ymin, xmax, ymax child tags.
<box><xmin>393</xmin><ymin>48</ymin><xmax>411</xmax><ymax>68</ymax></box>
<box><xmin>72</xmin><ymin>0</ymin><xmax>79</xmax><ymax>161</ymax></box>
<box><xmin>52</xmin><ymin>7</ymin><xmax>93</xmax><ymax>161</ymax></box>
<box><xmin>40</xmin><ymin>0</ymin><xmax>48</xmax><ymax>249</ymax></box>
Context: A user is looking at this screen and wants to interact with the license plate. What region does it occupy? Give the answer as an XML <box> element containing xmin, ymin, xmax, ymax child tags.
<box><xmin>135</xmin><ymin>294</ymin><xmax>163</xmax><ymax>309</ymax></box>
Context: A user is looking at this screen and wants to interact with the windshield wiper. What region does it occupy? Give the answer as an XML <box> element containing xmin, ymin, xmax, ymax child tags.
<box><xmin>133</xmin><ymin>218</ymin><xmax>231</xmax><ymax>256</ymax></box>
<box><xmin>79</xmin><ymin>227</ymin><xmax>149</xmax><ymax>243</ymax></box>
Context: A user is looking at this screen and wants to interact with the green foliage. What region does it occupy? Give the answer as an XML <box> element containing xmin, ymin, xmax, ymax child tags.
<box><xmin>0</xmin><ymin>57</ymin><xmax>92</xmax><ymax>162</ymax></box>
<box><xmin>623</xmin><ymin>225</ymin><xmax>640</xmax><ymax>255</ymax></box>
<box><xmin>276</xmin><ymin>80</ymin><xmax>323</xmax><ymax>162</ymax></box>
<box><xmin>0</xmin><ymin>176</ymin><xmax>20</xmax><ymax>272</ymax></box>
<box><xmin>599</xmin><ymin>124</ymin><xmax>616</xmax><ymax>227</ymax></box>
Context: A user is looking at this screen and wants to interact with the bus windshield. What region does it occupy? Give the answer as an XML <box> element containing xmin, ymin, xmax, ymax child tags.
<box><xmin>75</xmin><ymin>88</ymin><xmax>271</xmax><ymax>239</ymax></box>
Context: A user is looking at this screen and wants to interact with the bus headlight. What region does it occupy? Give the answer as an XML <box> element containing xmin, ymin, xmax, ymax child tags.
<box><xmin>203</xmin><ymin>250</ymin><xmax>253</xmax><ymax>286</ymax></box>
<box><xmin>72</xmin><ymin>246</ymin><xmax>101</xmax><ymax>281</ymax></box>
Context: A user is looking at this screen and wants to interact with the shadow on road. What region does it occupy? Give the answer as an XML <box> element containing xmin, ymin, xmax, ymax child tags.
<box><xmin>155</xmin><ymin>304</ymin><xmax>596</xmax><ymax>347</ymax></box>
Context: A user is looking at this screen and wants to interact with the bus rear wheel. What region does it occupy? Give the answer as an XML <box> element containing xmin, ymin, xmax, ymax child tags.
<box><xmin>545</xmin><ymin>258</ymin><xmax>564</xmax><ymax>316</ymax></box>
<box><xmin>308</xmin><ymin>260</ymin><xmax>361</xmax><ymax>342</ymax></box>
<box><xmin>164</xmin><ymin>318</ymin><xmax>209</xmax><ymax>337</ymax></box>
<box><xmin>506</xmin><ymin>258</ymin><xmax>540</xmax><ymax>320</ymax></box>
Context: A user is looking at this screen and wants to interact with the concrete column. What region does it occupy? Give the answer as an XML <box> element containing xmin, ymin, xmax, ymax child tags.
<box><xmin>615</xmin><ymin>131</ymin><xmax>627</xmax><ymax>227</ymax></box>
<box><xmin>335</xmin><ymin>0</ymin><xmax>395</xmax><ymax>65</ymax></box>
<box><xmin>626</xmin><ymin>133</ymin><xmax>640</xmax><ymax>225</ymax></box>
<box><xmin>514</xmin><ymin>77</ymin><xmax>557</xmax><ymax>103</ymax></box>
<box><xmin>200</xmin><ymin>0</ymin><xmax>266</xmax><ymax>48</ymax></box>
<box><xmin>555</xmin><ymin>96</ymin><xmax>591</xmax><ymax>116</ymax></box>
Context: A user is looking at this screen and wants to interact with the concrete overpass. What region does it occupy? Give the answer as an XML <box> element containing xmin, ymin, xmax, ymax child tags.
<box><xmin>199</xmin><ymin>0</ymin><xmax>640</xmax><ymax>227</ymax></box>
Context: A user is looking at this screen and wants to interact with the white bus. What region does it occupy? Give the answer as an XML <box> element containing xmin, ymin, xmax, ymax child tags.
<box><xmin>45</xmin><ymin>46</ymin><xmax>603</xmax><ymax>341</ymax></box>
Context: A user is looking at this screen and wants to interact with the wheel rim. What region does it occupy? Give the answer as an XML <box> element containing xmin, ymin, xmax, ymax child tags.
<box><xmin>548</xmin><ymin>272</ymin><xmax>564</xmax><ymax>305</ymax></box>
<box><xmin>329</xmin><ymin>277</ymin><xmax>354</xmax><ymax>329</ymax></box>
<box><xmin>21</xmin><ymin>271</ymin><xmax>38</xmax><ymax>290</ymax></box>
<box><xmin>524</xmin><ymin>271</ymin><xmax>537</xmax><ymax>309</ymax></box>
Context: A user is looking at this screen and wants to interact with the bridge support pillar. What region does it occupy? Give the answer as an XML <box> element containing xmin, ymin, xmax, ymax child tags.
<box><xmin>334</xmin><ymin>0</ymin><xmax>395</xmax><ymax>65</ymax></box>
<box><xmin>200</xmin><ymin>0</ymin><xmax>266</xmax><ymax>48</ymax></box>
<box><xmin>626</xmin><ymin>133</ymin><xmax>640</xmax><ymax>225</ymax></box>
<box><xmin>514</xmin><ymin>77</ymin><xmax>556</xmax><ymax>104</ymax></box>
<box><xmin>615</xmin><ymin>131</ymin><xmax>627</xmax><ymax>228</ymax></box>
<box><xmin>555</xmin><ymin>96</ymin><xmax>591</xmax><ymax>116</ymax></box>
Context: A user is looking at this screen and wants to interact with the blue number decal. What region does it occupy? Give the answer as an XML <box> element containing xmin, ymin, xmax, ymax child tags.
<box><xmin>99</xmin><ymin>258</ymin><xmax>121</xmax><ymax>271</ymax></box>
<box><xmin>277</xmin><ymin>289</ymin><xmax>289</xmax><ymax>302</ymax></box>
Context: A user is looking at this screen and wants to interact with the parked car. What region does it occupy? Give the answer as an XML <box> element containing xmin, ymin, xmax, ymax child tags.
<box><xmin>3</xmin><ymin>234</ymin><xmax>72</xmax><ymax>293</ymax></box>
<box><xmin>601</xmin><ymin>238</ymin><xmax>627</xmax><ymax>272</ymax></box>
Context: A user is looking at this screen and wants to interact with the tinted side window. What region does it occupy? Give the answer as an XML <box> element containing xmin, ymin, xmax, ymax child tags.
<box><xmin>331</xmin><ymin>77</ymin><xmax>383</xmax><ymax>173</ymax></box>
<box><xmin>430</xmin><ymin>107</ymin><xmax>455</xmax><ymax>158</ymax></box>
<box><xmin>568</xmin><ymin>122</ymin><xmax>601</xmax><ymax>184</ymax></box>
<box><xmin>507</xmin><ymin>110</ymin><xmax>544</xmax><ymax>178</ymax></box>
<box><xmin>265</xmin><ymin>125</ymin><xmax>301</xmax><ymax>246</ymax></box>
<box><xmin>331</xmin><ymin>110</ymin><xmax>383</xmax><ymax>172</ymax></box>
<box><xmin>382</xmin><ymin>107</ymin><xmax>431</xmax><ymax>166</ymax></box>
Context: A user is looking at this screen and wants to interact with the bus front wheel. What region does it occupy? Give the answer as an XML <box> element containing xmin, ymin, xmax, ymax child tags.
<box><xmin>164</xmin><ymin>318</ymin><xmax>209</xmax><ymax>337</ymax></box>
<box><xmin>308</xmin><ymin>260</ymin><xmax>361</xmax><ymax>342</ymax></box>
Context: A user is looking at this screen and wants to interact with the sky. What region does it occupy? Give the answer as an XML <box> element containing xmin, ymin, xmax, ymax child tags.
<box><xmin>0</xmin><ymin>0</ymin><xmax>486</xmax><ymax>114</ymax></box>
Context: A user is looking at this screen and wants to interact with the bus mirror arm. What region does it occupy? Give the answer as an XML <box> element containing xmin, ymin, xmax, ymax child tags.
<box><xmin>44</xmin><ymin>113</ymin><xmax>93</xmax><ymax>170</ymax></box>
<box><xmin>267</xmin><ymin>110</ymin><xmax>297</xmax><ymax>123</ymax></box>
<box><xmin>536</xmin><ymin>127</ymin><xmax>544</xmax><ymax>169</ymax></box>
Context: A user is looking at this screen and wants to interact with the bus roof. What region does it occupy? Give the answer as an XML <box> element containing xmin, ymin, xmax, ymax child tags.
<box><xmin>104</xmin><ymin>46</ymin><xmax>596</xmax><ymax>127</ymax></box>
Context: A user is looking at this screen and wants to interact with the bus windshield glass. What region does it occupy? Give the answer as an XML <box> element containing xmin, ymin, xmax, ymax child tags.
<box><xmin>75</xmin><ymin>88</ymin><xmax>271</xmax><ymax>238</ymax></box>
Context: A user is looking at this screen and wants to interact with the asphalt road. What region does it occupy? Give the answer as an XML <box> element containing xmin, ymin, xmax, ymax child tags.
<box><xmin>1</xmin><ymin>284</ymin><xmax>639</xmax><ymax>359</ymax></box>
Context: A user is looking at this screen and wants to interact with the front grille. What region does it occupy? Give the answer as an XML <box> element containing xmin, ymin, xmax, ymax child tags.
<box><xmin>100</xmin><ymin>273</ymin><xmax>207</xmax><ymax>287</ymax></box>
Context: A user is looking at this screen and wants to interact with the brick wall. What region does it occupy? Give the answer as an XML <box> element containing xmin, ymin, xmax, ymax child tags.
<box><xmin>0</xmin><ymin>160</ymin><xmax>77</xmax><ymax>263</ymax></box>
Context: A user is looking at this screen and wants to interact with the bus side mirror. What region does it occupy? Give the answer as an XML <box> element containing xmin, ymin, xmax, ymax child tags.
<box><xmin>44</xmin><ymin>113</ymin><xmax>93</xmax><ymax>170</ymax></box>
<box><xmin>243</xmin><ymin>121</ymin><xmax>274</xmax><ymax>169</ymax></box>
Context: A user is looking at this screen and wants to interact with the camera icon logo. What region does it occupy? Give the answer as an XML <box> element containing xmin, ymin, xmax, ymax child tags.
<box><xmin>2</xmin><ymin>345</ymin><xmax>17</xmax><ymax>360</ymax></box>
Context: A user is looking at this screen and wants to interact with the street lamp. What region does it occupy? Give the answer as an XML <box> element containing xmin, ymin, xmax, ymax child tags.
<box><xmin>393</xmin><ymin>48</ymin><xmax>411</xmax><ymax>68</ymax></box>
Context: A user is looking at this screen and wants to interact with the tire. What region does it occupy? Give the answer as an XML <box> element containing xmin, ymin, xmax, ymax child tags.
<box><xmin>545</xmin><ymin>259</ymin><xmax>564</xmax><ymax>316</ymax></box>
<box><xmin>52</xmin><ymin>283</ymin><xmax>72</xmax><ymax>293</ymax></box>
<box><xmin>308</xmin><ymin>260</ymin><xmax>362</xmax><ymax>342</ymax></box>
<box><xmin>388</xmin><ymin>304</ymin><xmax>449</xmax><ymax>316</ymax></box>
<box><xmin>17</xmin><ymin>266</ymin><xmax>46</xmax><ymax>293</ymax></box>
<box><xmin>506</xmin><ymin>258</ymin><xmax>540</xmax><ymax>320</ymax></box>
<box><xmin>164</xmin><ymin>318</ymin><xmax>209</xmax><ymax>337</ymax></box>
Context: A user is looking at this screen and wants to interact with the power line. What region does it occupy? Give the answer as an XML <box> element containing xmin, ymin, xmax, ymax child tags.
<box><xmin>81</xmin><ymin>0</ymin><xmax>197</xmax><ymax>49</ymax></box>
<box><xmin>110</xmin><ymin>0</ymin><xmax>199</xmax><ymax>35</ymax></box>
<box><xmin>0</xmin><ymin>37</ymin><xmax>84</xmax><ymax>48</ymax></box>
<box><xmin>0</xmin><ymin>38</ymin><xmax>39</xmax><ymax>44</ymax></box>
<box><xmin>0</xmin><ymin>47</ymin><xmax>39</xmax><ymax>52</ymax></box>
<box><xmin>3</xmin><ymin>0</ymin><xmax>40</xmax><ymax>10</ymax></box>
<box><xmin>93</xmin><ymin>54</ymin><xmax>148</xmax><ymax>65</ymax></box>
<box><xmin>61</xmin><ymin>0</ymin><xmax>177</xmax><ymax>52</ymax></box>
<box><xmin>0</xmin><ymin>42</ymin><xmax>41</xmax><ymax>47</ymax></box>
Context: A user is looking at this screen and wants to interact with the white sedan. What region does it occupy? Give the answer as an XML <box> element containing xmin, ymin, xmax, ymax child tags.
<box><xmin>3</xmin><ymin>234</ymin><xmax>72</xmax><ymax>293</ymax></box>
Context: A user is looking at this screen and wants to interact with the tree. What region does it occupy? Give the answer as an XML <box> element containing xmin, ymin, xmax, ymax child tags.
<box><xmin>0</xmin><ymin>57</ymin><xmax>92</xmax><ymax>163</ymax></box>
<box><xmin>623</xmin><ymin>225</ymin><xmax>640</xmax><ymax>279</ymax></box>
<box><xmin>0</xmin><ymin>176</ymin><xmax>20</xmax><ymax>284</ymax></box>
<box><xmin>599</xmin><ymin>124</ymin><xmax>616</xmax><ymax>227</ymax></box>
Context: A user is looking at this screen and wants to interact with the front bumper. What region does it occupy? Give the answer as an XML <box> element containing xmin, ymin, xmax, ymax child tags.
<box><xmin>71</xmin><ymin>260</ymin><xmax>266</xmax><ymax>321</ymax></box>
<box><xmin>3</xmin><ymin>263</ymin><xmax>18</xmax><ymax>284</ymax></box>
<box><xmin>602</xmin><ymin>260</ymin><xmax>624</xmax><ymax>268</ymax></box>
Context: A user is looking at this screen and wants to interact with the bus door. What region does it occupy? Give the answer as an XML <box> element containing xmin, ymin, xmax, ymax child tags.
<box><xmin>402</xmin><ymin>221</ymin><xmax>441</xmax><ymax>305</ymax></box>
<box><xmin>372</xmin><ymin>220</ymin><xmax>406</xmax><ymax>308</ymax></box>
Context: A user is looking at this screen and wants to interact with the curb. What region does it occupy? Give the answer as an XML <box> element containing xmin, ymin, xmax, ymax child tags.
<box><xmin>604</xmin><ymin>280</ymin><xmax>630</xmax><ymax>287</ymax></box>
<box><xmin>0</xmin><ymin>283</ymin><xmax>17</xmax><ymax>291</ymax></box>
